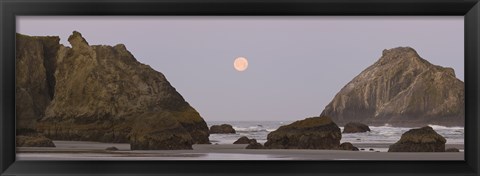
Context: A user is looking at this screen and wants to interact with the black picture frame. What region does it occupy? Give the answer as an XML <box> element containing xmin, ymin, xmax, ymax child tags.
<box><xmin>1</xmin><ymin>0</ymin><xmax>479</xmax><ymax>175</ymax></box>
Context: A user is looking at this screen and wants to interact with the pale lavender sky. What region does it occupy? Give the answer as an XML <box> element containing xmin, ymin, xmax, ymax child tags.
<box><xmin>17</xmin><ymin>16</ymin><xmax>464</xmax><ymax>121</ymax></box>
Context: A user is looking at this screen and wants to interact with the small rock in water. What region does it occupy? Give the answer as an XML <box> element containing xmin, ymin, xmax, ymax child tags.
<box><xmin>339</xmin><ymin>142</ymin><xmax>358</xmax><ymax>151</ymax></box>
<box><xmin>105</xmin><ymin>146</ymin><xmax>118</xmax><ymax>151</ymax></box>
<box><xmin>233</xmin><ymin>136</ymin><xmax>252</xmax><ymax>144</ymax></box>
<box><xmin>360</xmin><ymin>148</ymin><xmax>365</xmax><ymax>151</ymax></box>
<box><xmin>356</xmin><ymin>138</ymin><xmax>361</xmax><ymax>141</ymax></box>
<box><xmin>375</xmin><ymin>151</ymin><xmax>380</xmax><ymax>152</ymax></box>
<box><xmin>209</xmin><ymin>124</ymin><xmax>236</xmax><ymax>134</ymax></box>
<box><xmin>369</xmin><ymin>148</ymin><xmax>374</xmax><ymax>151</ymax></box>
<box><xmin>343</xmin><ymin>122</ymin><xmax>371</xmax><ymax>133</ymax></box>
<box><xmin>246</xmin><ymin>139</ymin><xmax>264</xmax><ymax>149</ymax></box>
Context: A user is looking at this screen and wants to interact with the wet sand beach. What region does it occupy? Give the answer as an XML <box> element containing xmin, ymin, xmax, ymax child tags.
<box><xmin>16</xmin><ymin>141</ymin><xmax>464</xmax><ymax>160</ymax></box>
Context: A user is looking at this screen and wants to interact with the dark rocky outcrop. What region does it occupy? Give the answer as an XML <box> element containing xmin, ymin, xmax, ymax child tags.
<box><xmin>233</xmin><ymin>136</ymin><xmax>252</xmax><ymax>144</ymax></box>
<box><xmin>388</xmin><ymin>126</ymin><xmax>446</xmax><ymax>152</ymax></box>
<box><xmin>209</xmin><ymin>124</ymin><xmax>236</xmax><ymax>134</ymax></box>
<box><xmin>17</xmin><ymin>32</ymin><xmax>210</xmax><ymax>150</ymax></box>
<box><xmin>343</xmin><ymin>122</ymin><xmax>371</xmax><ymax>133</ymax></box>
<box><xmin>105</xmin><ymin>146</ymin><xmax>119</xmax><ymax>151</ymax></box>
<box><xmin>233</xmin><ymin>136</ymin><xmax>264</xmax><ymax>149</ymax></box>
<box><xmin>445</xmin><ymin>148</ymin><xmax>460</xmax><ymax>152</ymax></box>
<box><xmin>16</xmin><ymin>135</ymin><xmax>55</xmax><ymax>147</ymax></box>
<box><xmin>339</xmin><ymin>142</ymin><xmax>359</xmax><ymax>151</ymax></box>
<box><xmin>264</xmin><ymin>116</ymin><xmax>341</xmax><ymax>149</ymax></box>
<box><xmin>321</xmin><ymin>47</ymin><xmax>464</xmax><ymax>127</ymax></box>
<box><xmin>246</xmin><ymin>139</ymin><xmax>264</xmax><ymax>149</ymax></box>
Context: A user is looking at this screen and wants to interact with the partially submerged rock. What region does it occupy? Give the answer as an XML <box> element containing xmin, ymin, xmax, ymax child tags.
<box><xmin>388</xmin><ymin>126</ymin><xmax>446</xmax><ymax>152</ymax></box>
<box><xmin>209</xmin><ymin>124</ymin><xmax>236</xmax><ymax>134</ymax></box>
<box><xmin>264</xmin><ymin>116</ymin><xmax>341</xmax><ymax>149</ymax></box>
<box><xmin>105</xmin><ymin>146</ymin><xmax>119</xmax><ymax>151</ymax></box>
<box><xmin>233</xmin><ymin>136</ymin><xmax>252</xmax><ymax>144</ymax></box>
<box><xmin>339</xmin><ymin>142</ymin><xmax>359</xmax><ymax>151</ymax></box>
<box><xmin>343</xmin><ymin>122</ymin><xmax>371</xmax><ymax>133</ymax></box>
<box><xmin>245</xmin><ymin>139</ymin><xmax>264</xmax><ymax>149</ymax></box>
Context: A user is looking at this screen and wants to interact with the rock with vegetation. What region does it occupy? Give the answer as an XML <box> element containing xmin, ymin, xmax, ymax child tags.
<box><xmin>17</xmin><ymin>31</ymin><xmax>210</xmax><ymax>150</ymax></box>
<box><xmin>321</xmin><ymin>47</ymin><xmax>464</xmax><ymax>127</ymax></box>
<box><xmin>264</xmin><ymin>116</ymin><xmax>341</xmax><ymax>149</ymax></box>
<box><xmin>388</xmin><ymin>126</ymin><xmax>446</xmax><ymax>152</ymax></box>
<box><xmin>343</xmin><ymin>122</ymin><xmax>371</xmax><ymax>133</ymax></box>
<box><xmin>209</xmin><ymin>124</ymin><xmax>236</xmax><ymax>134</ymax></box>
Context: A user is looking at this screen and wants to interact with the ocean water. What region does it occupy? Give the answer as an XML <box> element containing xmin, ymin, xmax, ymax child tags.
<box><xmin>207</xmin><ymin>121</ymin><xmax>465</xmax><ymax>145</ymax></box>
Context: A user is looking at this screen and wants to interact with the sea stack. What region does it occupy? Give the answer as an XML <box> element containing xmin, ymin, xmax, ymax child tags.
<box><xmin>16</xmin><ymin>32</ymin><xmax>211</xmax><ymax>149</ymax></box>
<box><xmin>321</xmin><ymin>47</ymin><xmax>464</xmax><ymax>127</ymax></box>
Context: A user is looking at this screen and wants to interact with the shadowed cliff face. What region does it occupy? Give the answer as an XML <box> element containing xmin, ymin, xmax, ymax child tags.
<box><xmin>321</xmin><ymin>47</ymin><xmax>464</xmax><ymax>127</ymax></box>
<box><xmin>16</xmin><ymin>34</ymin><xmax>60</xmax><ymax>130</ymax></box>
<box><xmin>16</xmin><ymin>31</ymin><xmax>210</xmax><ymax>149</ymax></box>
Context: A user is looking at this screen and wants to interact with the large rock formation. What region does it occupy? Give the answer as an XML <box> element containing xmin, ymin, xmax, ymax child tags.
<box><xmin>17</xmin><ymin>32</ymin><xmax>210</xmax><ymax>149</ymax></box>
<box><xmin>264</xmin><ymin>116</ymin><xmax>341</xmax><ymax>149</ymax></box>
<box><xmin>321</xmin><ymin>47</ymin><xmax>464</xmax><ymax>127</ymax></box>
<box><xmin>388</xmin><ymin>126</ymin><xmax>446</xmax><ymax>152</ymax></box>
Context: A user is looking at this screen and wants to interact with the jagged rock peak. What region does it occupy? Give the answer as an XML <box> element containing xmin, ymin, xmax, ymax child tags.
<box><xmin>376</xmin><ymin>46</ymin><xmax>429</xmax><ymax>67</ymax></box>
<box><xmin>382</xmin><ymin>46</ymin><xmax>419</xmax><ymax>57</ymax></box>
<box><xmin>68</xmin><ymin>31</ymin><xmax>90</xmax><ymax>50</ymax></box>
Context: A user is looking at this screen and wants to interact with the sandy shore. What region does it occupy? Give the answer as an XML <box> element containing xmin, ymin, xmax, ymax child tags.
<box><xmin>16</xmin><ymin>141</ymin><xmax>464</xmax><ymax>160</ymax></box>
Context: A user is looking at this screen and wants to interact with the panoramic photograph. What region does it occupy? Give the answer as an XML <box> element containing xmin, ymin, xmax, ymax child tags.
<box><xmin>15</xmin><ymin>16</ymin><xmax>464</xmax><ymax>160</ymax></box>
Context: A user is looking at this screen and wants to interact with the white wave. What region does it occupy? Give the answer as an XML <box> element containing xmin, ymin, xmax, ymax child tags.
<box><xmin>234</xmin><ymin>126</ymin><xmax>271</xmax><ymax>132</ymax></box>
<box><xmin>427</xmin><ymin>124</ymin><xmax>464</xmax><ymax>130</ymax></box>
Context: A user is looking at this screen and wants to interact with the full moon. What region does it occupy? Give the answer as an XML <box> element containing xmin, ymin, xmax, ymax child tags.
<box><xmin>234</xmin><ymin>57</ymin><xmax>248</xmax><ymax>71</ymax></box>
